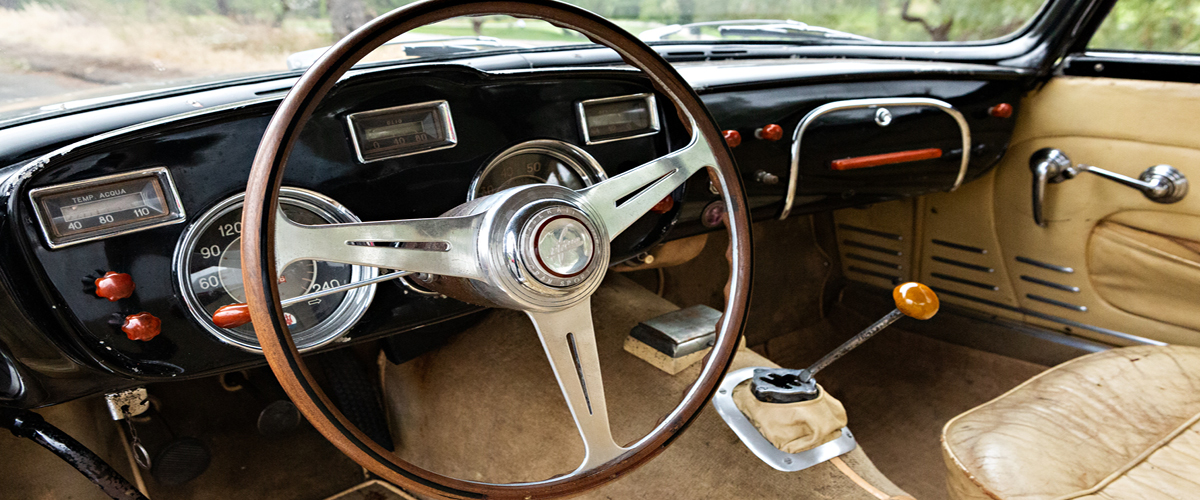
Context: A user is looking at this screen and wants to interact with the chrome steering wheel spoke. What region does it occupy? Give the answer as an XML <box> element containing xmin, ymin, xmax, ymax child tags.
<box><xmin>526</xmin><ymin>298</ymin><xmax>628</xmax><ymax>471</ymax></box>
<box><xmin>579</xmin><ymin>134</ymin><xmax>717</xmax><ymax>240</ymax></box>
<box><xmin>273</xmin><ymin>207</ymin><xmax>487</xmax><ymax>281</ymax></box>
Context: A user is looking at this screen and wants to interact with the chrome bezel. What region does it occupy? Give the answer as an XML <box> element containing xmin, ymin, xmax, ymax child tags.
<box><xmin>468</xmin><ymin>139</ymin><xmax>607</xmax><ymax>201</ymax></box>
<box><xmin>29</xmin><ymin>167</ymin><xmax>187</xmax><ymax>249</ymax></box>
<box><xmin>173</xmin><ymin>188</ymin><xmax>378</xmax><ymax>353</ymax></box>
<box><xmin>346</xmin><ymin>100</ymin><xmax>457</xmax><ymax>163</ymax></box>
<box><xmin>576</xmin><ymin>93</ymin><xmax>661</xmax><ymax>145</ymax></box>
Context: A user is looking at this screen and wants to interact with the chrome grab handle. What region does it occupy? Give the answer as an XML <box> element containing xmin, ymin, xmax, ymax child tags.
<box><xmin>1029</xmin><ymin>148</ymin><xmax>1188</xmax><ymax>227</ymax></box>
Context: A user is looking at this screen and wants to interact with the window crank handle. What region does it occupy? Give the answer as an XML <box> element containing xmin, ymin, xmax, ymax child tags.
<box><xmin>1029</xmin><ymin>148</ymin><xmax>1187</xmax><ymax>228</ymax></box>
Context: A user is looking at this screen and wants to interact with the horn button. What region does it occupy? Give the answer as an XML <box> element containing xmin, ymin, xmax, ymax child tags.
<box><xmin>518</xmin><ymin>205</ymin><xmax>600</xmax><ymax>288</ymax></box>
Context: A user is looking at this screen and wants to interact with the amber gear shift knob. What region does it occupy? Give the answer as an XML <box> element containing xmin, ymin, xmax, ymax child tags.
<box><xmin>893</xmin><ymin>282</ymin><xmax>939</xmax><ymax>320</ymax></box>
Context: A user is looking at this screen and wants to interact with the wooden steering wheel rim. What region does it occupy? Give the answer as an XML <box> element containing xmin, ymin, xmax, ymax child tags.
<box><xmin>240</xmin><ymin>0</ymin><xmax>753</xmax><ymax>498</ymax></box>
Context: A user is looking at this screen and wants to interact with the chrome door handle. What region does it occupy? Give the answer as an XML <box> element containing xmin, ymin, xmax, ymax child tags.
<box><xmin>1029</xmin><ymin>148</ymin><xmax>1188</xmax><ymax>227</ymax></box>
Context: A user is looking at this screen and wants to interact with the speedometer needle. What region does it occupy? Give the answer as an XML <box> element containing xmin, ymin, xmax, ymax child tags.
<box><xmin>212</xmin><ymin>270</ymin><xmax>414</xmax><ymax>328</ymax></box>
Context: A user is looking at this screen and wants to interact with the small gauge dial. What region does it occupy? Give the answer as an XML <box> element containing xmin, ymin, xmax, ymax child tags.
<box><xmin>175</xmin><ymin>188</ymin><xmax>377</xmax><ymax>352</ymax></box>
<box><xmin>469</xmin><ymin>140</ymin><xmax>607</xmax><ymax>200</ymax></box>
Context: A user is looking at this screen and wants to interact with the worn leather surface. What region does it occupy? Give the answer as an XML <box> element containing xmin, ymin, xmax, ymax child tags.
<box><xmin>1089</xmin><ymin>218</ymin><xmax>1200</xmax><ymax>331</ymax></box>
<box><xmin>942</xmin><ymin>345</ymin><xmax>1200</xmax><ymax>500</ymax></box>
<box><xmin>732</xmin><ymin>381</ymin><xmax>848</xmax><ymax>454</ymax></box>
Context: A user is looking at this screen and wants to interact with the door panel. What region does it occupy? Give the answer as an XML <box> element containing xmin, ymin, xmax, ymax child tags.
<box><xmin>833</xmin><ymin>76</ymin><xmax>1200</xmax><ymax>346</ymax></box>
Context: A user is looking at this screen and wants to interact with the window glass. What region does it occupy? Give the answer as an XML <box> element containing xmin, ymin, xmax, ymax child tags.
<box><xmin>1</xmin><ymin>0</ymin><xmax>1049</xmax><ymax>119</ymax></box>
<box><xmin>1089</xmin><ymin>0</ymin><xmax>1200</xmax><ymax>53</ymax></box>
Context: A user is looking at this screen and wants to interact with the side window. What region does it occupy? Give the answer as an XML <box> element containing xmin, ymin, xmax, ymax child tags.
<box><xmin>1088</xmin><ymin>0</ymin><xmax>1200</xmax><ymax>53</ymax></box>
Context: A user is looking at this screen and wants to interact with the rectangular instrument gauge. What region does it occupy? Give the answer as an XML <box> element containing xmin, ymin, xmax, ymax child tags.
<box><xmin>346</xmin><ymin>100</ymin><xmax>457</xmax><ymax>163</ymax></box>
<box><xmin>577</xmin><ymin>93</ymin><xmax>661</xmax><ymax>145</ymax></box>
<box><xmin>30</xmin><ymin>167</ymin><xmax>186</xmax><ymax>249</ymax></box>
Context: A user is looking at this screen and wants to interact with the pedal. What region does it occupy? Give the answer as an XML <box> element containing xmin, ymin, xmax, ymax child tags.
<box><xmin>151</xmin><ymin>437</ymin><xmax>211</xmax><ymax>486</ymax></box>
<box><xmin>624</xmin><ymin>305</ymin><xmax>722</xmax><ymax>375</ymax></box>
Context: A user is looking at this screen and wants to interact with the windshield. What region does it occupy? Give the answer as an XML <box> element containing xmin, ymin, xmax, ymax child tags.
<box><xmin>0</xmin><ymin>0</ymin><xmax>1047</xmax><ymax>119</ymax></box>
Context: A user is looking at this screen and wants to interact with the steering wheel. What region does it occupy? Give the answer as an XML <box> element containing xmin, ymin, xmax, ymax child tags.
<box><xmin>240</xmin><ymin>0</ymin><xmax>751</xmax><ymax>497</ymax></box>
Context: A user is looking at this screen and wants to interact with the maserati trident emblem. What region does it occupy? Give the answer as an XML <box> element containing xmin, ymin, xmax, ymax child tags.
<box><xmin>536</xmin><ymin>216</ymin><xmax>594</xmax><ymax>277</ymax></box>
<box><xmin>516</xmin><ymin>205</ymin><xmax>602</xmax><ymax>289</ymax></box>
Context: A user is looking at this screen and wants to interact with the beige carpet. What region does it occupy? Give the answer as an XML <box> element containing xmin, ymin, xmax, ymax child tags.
<box><xmin>381</xmin><ymin>274</ymin><xmax>911</xmax><ymax>499</ymax></box>
<box><xmin>761</xmin><ymin>307</ymin><xmax>1050</xmax><ymax>500</ymax></box>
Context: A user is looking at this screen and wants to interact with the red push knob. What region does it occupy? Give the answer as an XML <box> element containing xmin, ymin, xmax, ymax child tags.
<box><xmin>122</xmin><ymin>312</ymin><xmax>161</xmax><ymax>341</ymax></box>
<box><xmin>989</xmin><ymin>103</ymin><xmax>1013</xmax><ymax>119</ymax></box>
<box><xmin>722</xmin><ymin>130</ymin><xmax>742</xmax><ymax>148</ymax></box>
<box><xmin>213</xmin><ymin>303</ymin><xmax>252</xmax><ymax>329</ymax></box>
<box><xmin>755</xmin><ymin>124</ymin><xmax>784</xmax><ymax>141</ymax></box>
<box><xmin>95</xmin><ymin>272</ymin><xmax>135</xmax><ymax>301</ymax></box>
<box><xmin>651</xmin><ymin>196</ymin><xmax>675</xmax><ymax>214</ymax></box>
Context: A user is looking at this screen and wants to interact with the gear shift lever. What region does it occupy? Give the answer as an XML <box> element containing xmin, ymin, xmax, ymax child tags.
<box><xmin>711</xmin><ymin>283</ymin><xmax>939</xmax><ymax>472</ymax></box>
<box><xmin>751</xmin><ymin>282</ymin><xmax>939</xmax><ymax>403</ymax></box>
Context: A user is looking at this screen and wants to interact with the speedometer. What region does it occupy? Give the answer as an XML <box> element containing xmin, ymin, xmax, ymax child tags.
<box><xmin>174</xmin><ymin>188</ymin><xmax>377</xmax><ymax>352</ymax></box>
<box><xmin>468</xmin><ymin>140</ymin><xmax>606</xmax><ymax>200</ymax></box>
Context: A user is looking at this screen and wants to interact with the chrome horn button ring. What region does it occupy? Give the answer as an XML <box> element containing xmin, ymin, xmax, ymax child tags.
<box><xmin>518</xmin><ymin>205</ymin><xmax>600</xmax><ymax>288</ymax></box>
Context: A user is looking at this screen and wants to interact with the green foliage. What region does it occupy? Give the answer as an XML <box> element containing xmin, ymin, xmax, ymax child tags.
<box><xmin>1090</xmin><ymin>0</ymin><xmax>1200</xmax><ymax>53</ymax></box>
<box><xmin>6</xmin><ymin>0</ymin><xmax>1093</xmax><ymax>44</ymax></box>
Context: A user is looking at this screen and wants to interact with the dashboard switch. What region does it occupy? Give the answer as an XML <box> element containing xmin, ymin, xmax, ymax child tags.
<box><xmin>95</xmin><ymin>272</ymin><xmax>135</xmax><ymax>301</ymax></box>
<box><xmin>722</xmin><ymin>130</ymin><xmax>741</xmax><ymax>148</ymax></box>
<box><xmin>754</xmin><ymin>170</ymin><xmax>780</xmax><ymax>185</ymax></box>
<box><xmin>755</xmin><ymin>124</ymin><xmax>784</xmax><ymax>141</ymax></box>
<box><xmin>989</xmin><ymin>103</ymin><xmax>1013</xmax><ymax>119</ymax></box>
<box><xmin>651</xmin><ymin>196</ymin><xmax>675</xmax><ymax>214</ymax></box>
<box><xmin>122</xmin><ymin>312</ymin><xmax>161</xmax><ymax>341</ymax></box>
<box><xmin>213</xmin><ymin>303</ymin><xmax>252</xmax><ymax>329</ymax></box>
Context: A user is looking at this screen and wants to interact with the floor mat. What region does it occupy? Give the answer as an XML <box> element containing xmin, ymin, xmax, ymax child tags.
<box><xmin>762</xmin><ymin>306</ymin><xmax>1049</xmax><ymax>500</ymax></box>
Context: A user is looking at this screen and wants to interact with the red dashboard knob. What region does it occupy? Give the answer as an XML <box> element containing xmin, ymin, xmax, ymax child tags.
<box><xmin>756</xmin><ymin>124</ymin><xmax>784</xmax><ymax>141</ymax></box>
<box><xmin>722</xmin><ymin>130</ymin><xmax>742</xmax><ymax>148</ymax></box>
<box><xmin>95</xmin><ymin>272</ymin><xmax>135</xmax><ymax>302</ymax></box>
<box><xmin>122</xmin><ymin>312</ymin><xmax>162</xmax><ymax>341</ymax></box>
<box><xmin>651</xmin><ymin>196</ymin><xmax>675</xmax><ymax>214</ymax></box>
<box><xmin>989</xmin><ymin>103</ymin><xmax>1013</xmax><ymax>119</ymax></box>
<box><xmin>213</xmin><ymin>303</ymin><xmax>252</xmax><ymax>329</ymax></box>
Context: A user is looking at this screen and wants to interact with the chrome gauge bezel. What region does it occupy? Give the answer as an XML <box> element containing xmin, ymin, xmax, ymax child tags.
<box><xmin>173</xmin><ymin>188</ymin><xmax>378</xmax><ymax>353</ymax></box>
<box><xmin>467</xmin><ymin>139</ymin><xmax>607</xmax><ymax>201</ymax></box>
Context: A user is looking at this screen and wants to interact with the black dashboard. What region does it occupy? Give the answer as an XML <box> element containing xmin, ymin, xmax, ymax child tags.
<box><xmin>0</xmin><ymin>56</ymin><xmax>1026</xmax><ymax>408</ymax></box>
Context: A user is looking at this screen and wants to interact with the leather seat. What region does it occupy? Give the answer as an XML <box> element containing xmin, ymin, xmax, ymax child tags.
<box><xmin>941</xmin><ymin>345</ymin><xmax>1200</xmax><ymax>500</ymax></box>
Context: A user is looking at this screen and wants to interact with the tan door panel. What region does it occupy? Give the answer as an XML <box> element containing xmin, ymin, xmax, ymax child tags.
<box><xmin>993</xmin><ymin>136</ymin><xmax>1200</xmax><ymax>345</ymax></box>
<box><xmin>1089</xmin><ymin>217</ymin><xmax>1200</xmax><ymax>332</ymax></box>
<box><xmin>1012</xmin><ymin>76</ymin><xmax>1200</xmax><ymax>149</ymax></box>
<box><xmin>988</xmin><ymin>76</ymin><xmax>1200</xmax><ymax>346</ymax></box>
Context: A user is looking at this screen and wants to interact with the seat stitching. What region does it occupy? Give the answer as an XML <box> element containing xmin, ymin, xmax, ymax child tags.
<box><xmin>1052</xmin><ymin>411</ymin><xmax>1200</xmax><ymax>500</ymax></box>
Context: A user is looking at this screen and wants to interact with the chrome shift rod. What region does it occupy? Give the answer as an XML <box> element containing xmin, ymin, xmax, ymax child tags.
<box><xmin>750</xmin><ymin>283</ymin><xmax>939</xmax><ymax>403</ymax></box>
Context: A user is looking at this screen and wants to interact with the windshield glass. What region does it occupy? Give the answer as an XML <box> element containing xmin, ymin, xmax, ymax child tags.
<box><xmin>1</xmin><ymin>0</ymin><xmax>1048</xmax><ymax>120</ymax></box>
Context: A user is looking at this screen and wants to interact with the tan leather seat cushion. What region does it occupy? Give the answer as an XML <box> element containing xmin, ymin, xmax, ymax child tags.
<box><xmin>941</xmin><ymin>345</ymin><xmax>1200</xmax><ymax>500</ymax></box>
